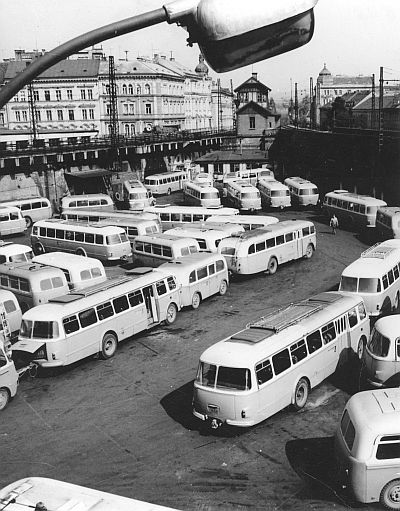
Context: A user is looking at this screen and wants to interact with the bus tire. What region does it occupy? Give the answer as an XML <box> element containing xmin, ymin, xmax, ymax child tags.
<box><xmin>267</xmin><ymin>257</ymin><xmax>278</xmax><ymax>275</ymax></box>
<box><xmin>34</xmin><ymin>242</ymin><xmax>45</xmax><ymax>255</ymax></box>
<box><xmin>167</xmin><ymin>188</ymin><xmax>172</xmax><ymax>195</ymax></box>
<box><xmin>25</xmin><ymin>216</ymin><xmax>33</xmax><ymax>228</ymax></box>
<box><xmin>219</xmin><ymin>279</ymin><xmax>228</xmax><ymax>296</ymax></box>
<box><xmin>100</xmin><ymin>332</ymin><xmax>117</xmax><ymax>360</ymax></box>
<box><xmin>76</xmin><ymin>248</ymin><xmax>87</xmax><ymax>257</ymax></box>
<box><xmin>293</xmin><ymin>378</ymin><xmax>309</xmax><ymax>410</ymax></box>
<box><xmin>379</xmin><ymin>479</ymin><xmax>400</xmax><ymax>510</ymax></box>
<box><xmin>0</xmin><ymin>388</ymin><xmax>10</xmax><ymax>411</ymax></box>
<box><xmin>165</xmin><ymin>303</ymin><xmax>178</xmax><ymax>325</ymax></box>
<box><xmin>304</xmin><ymin>244</ymin><xmax>314</xmax><ymax>259</ymax></box>
<box><xmin>357</xmin><ymin>336</ymin><xmax>367</xmax><ymax>360</ymax></box>
<box><xmin>191</xmin><ymin>292</ymin><xmax>201</xmax><ymax>310</ymax></box>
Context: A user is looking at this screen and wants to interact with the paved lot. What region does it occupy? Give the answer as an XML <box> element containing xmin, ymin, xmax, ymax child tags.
<box><xmin>0</xmin><ymin>199</ymin><xmax>382</xmax><ymax>510</ymax></box>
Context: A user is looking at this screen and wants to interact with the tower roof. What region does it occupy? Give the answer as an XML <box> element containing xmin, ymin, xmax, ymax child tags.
<box><xmin>319</xmin><ymin>63</ymin><xmax>331</xmax><ymax>76</ymax></box>
<box><xmin>195</xmin><ymin>54</ymin><xmax>209</xmax><ymax>75</ymax></box>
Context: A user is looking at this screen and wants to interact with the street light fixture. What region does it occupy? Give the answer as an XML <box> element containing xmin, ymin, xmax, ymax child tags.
<box><xmin>0</xmin><ymin>0</ymin><xmax>318</xmax><ymax>108</ymax></box>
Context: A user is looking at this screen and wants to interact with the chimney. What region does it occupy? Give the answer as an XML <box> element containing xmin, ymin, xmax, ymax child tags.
<box><xmin>252</xmin><ymin>72</ymin><xmax>258</xmax><ymax>80</ymax></box>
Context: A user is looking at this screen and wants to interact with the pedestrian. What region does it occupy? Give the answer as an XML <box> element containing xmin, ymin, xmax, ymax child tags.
<box><xmin>330</xmin><ymin>214</ymin><xmax>339</xmax><ymax>235</ymax></box>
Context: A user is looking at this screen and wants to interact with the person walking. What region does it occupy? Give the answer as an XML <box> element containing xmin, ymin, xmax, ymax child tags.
<box><xmin>330</xmin><ymin>214</ymin><xmax>339</xmax><ymax>235</ymax></box>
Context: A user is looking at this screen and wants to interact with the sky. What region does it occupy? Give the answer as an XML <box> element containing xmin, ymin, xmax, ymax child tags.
<box><xmin>1</xmin><ymin>0</ymin><xmax>400</xmax><ymax>99</ymax></box>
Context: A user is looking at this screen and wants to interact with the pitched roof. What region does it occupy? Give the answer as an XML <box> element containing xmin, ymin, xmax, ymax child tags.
<box><xmin>353</xmin><ymin>92</ymin><xmax>400</xmax><ymax>110</ymax></box>
<box><xmin>4</xmin><ymin>59</ymin><xmax>101</xmax><ymax>81</ymax></box>
<box><xmin>237</xmin><ymin>101</ymin><xmax>280</xmax><ymax>119</ymax></box>
<box><xmin>194</xmin><ymin>149</ymin><xmax>269</xmax><ymax>163</ymax></box>
<box><xmin>234</xmin><ymin>76</ymin><xmax>271</xmax><ymax>94</ymax></box>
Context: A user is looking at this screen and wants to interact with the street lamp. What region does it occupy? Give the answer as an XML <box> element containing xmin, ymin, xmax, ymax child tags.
<box><xmin>0</xmin><ymin>0</ymin><xmax>318</xmax><ymax>108</ymax></box>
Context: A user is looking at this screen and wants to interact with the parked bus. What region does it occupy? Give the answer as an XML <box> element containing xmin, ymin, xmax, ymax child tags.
<box><xmin>181</xmin><ymin>221</ymin><xmax>245</xmax><ymax>236</ymax></box>
<box><xmin>224</xmin><ymin>179</ymin><xmax>262</xmax><ymax>212</ymax></box>
<box><xmin>0</xmin><ymin>337</ymin><xmax>18</xmax><ymax>411</ymax></box>
<box><xmin>60</xmin><ymin>193</ymin><xmax>114</xmax><ymax>212</ymax></box>
<box><xmin>183</xmin><ymin>181</ymin><xmax>221</xmax><ymax>208</ymax></box>
<box><xmin>0</xmin><ymin>206</ymin><xmax>26</xmax><ymax>237</ymax></box>
<box><xmin>0</xmin><ymin>289</ymin><xmax>22</xmax><ymax>342</ymax></box>
<box><xmin>0</xmin><ymin>197</ymin><xmax>52</xmax><ymax>228</ymax></box>
<box><xmin>335</xmin><ymin>388</ymin><xmax>400</xmax><ymax>510</ymax></box>
<box><xmin>217</xmin><ymin>167</ymin><xmax>274</xmax><ymax>185</ymax></box>
<box><xmin>193</xmin><ymin>291</ymin><xmax>369</xmax><ymax>428</ymax></box>
<box><xmin>362</xmin><ymin>315</ymin><xmax>400</xmax><ymax>388</ymax></box>
<box><xmin>0</xmin><ymin>242</ymin><xmax>33</xmax><ymax>264</ymax></box>
<box><xmin>0</xmin><ymin>478</ymin><xmax>181</xmax><ymax>510</ymax></box>
<box><xmin>31</xmin><ymin>219</ymin><xmax>131</xmax><ymax>263</ymax></box>
<box><xmin>323</xmin><ymin>190</ymin><xmax>387</xmax><ymax>229</ymax></box>
<box><xmin>132</xmin><ymin>234</ymin><xmax>200</xmax><ymax>267</ymax></box>
<box><xmin>375</xmin><ymin>206</ymin><xmax>400</xmax><ymax>239</ymax></box>
<box><xmin>143</xmin><ymin>205</ymin><xmax>239</xmax><ymax>230</ymax></box>
<box><xmin>257</xmin><ymin>179</ymin><xmax>291</xmax><ymax>209</ymax></box>
<box><xmin>33</xmin><ymin>252</ymin><xmax>106</xmax><ymax>291</ymax></box>
<box><xmin>338</xmin><ymin>240</ymin><xmax>400</xmax><ymax>318</ymax></box>
<box><xmin>218</xmin><ymin>220</ymin><xmax>316</xmax><ymax>275</ymax></box>
<box><xmin>61</xmin><ymin>208</ymin><xmax>159</xmax><ymax>224</ymax></box>
<box><xmin>284</xmin><ymin>177</ymin><xmax>319</xmax><ymax>207</ymax></box>
<box><xmin>143</xmin><ymin>170</ymin><xmax>188</xmax><ymax>196</ymax></box>
<box><xmin>12</xmin><ymin>270</ymin><xmax>181</xmax><ymax>368</ymax></box>
<box><xmin>0</xmin><ymin>262</ymin><xmax>69</xmax><ymax>312</ymax></box>
<box><xmin>205</xmin><ymin>214</ymin><xmax>279</xmax><ymax>231</ymax></box>
<box><xmin>164</xmin><ymin>227</ymin><xmax>231</xmax><ymax>253</ymax></box>
<box><xmin>192</xmin><ymin>172</ymin><xmax>214</xmax><ymax>185</ymax></box>
<box><xmin>96</xmin><ymin>217</ymin><xmax>161</xmax><ymax>245</ymax></box>
<box><xmin>114</xmin><ymin>178</ymin><xmax>155</xmax><ymax>211</ymax></box>
<box><xmin>159</xmin><ymin>252</ymin><xmax>229</xmax><ymax>309</ymax></box>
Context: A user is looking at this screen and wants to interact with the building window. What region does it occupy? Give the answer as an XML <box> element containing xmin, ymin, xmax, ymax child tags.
<box><xmin>82</xmin><ymin>109</ymin><xmax>88</xmax><ymax>120</ymax></box>
<box><xmin>136</xmin><ymin>85</ymin><xmax>141</xmax><ymax>95</ymax></box>
<box><xmin>44</xmin><ymin>90</ymin><xmax>51</xmax><ymax>101</ymax></box>
<box><xmin>20</xmin><ymin>91</ymin><xmax>26</xmax><ymax>102</ymax></box>
<box><xmin>128</xmin><ymin>84</ymin><xmax>133</xmax><ymax>95</ymax></box>
<box><xmin>68</xmin><ymin>110</ymin><xmax>74</xmax><ymax>121</ymax></box>
<box><xmin>0</xmin><ymin>113</ymin><xmax>4</xmax><ymax>125</ymax></box>
<box><xmin>145</xmin><ymin>103</ymin><xmax>152</xmax><ymax>114</ymax></box>
<box><xmin>144</xmin><ymin>84</ymin><xmax>151</xmax><ymax>95</ymax></box>
<box><xmin>80</xmin><ymin>89</ymin><xmax>86</xmax><ymax>100</ymax></box>
<box><xmin>122</xmin><ymin>84</ymin><xmax>127</xmax><ymax>95</ymax></box>
<box><xmin>22</xmin><ymin>111</ymin><xmax>28</xmax><ymax>122</ymax></box>
<box><xmin>56</xmin><ymin>89</ymin><xmax>62</xmax><ymax>101</ymax></box>
<box><xmin>249</xmin><ymin>116</ymin><xmax>255</xmax><ymax>129</ymax></box>
<box><xmin>35</xmin><ymin>111</ymin><xmax>41</xmax><ymax>122</ymax></box>
<box><xmin>15</xmin><ymin>111</ymin><xmax>21</xmax><ymax>121</ymax></box>
<box><xmin>123</xmin><ymin>104</ymin><xmax>128</xmax><ymax>115</ymax></box>
<box><xmin>46</xmin><ymin>110</ymin><xmax>52</xmax><ymax>121</ymax></box>
<box><xmin>57</xmin><ymin>110</ymin><xmax>63</xmax><ymax>121</ymax></box>
<box><xmin>67</xmin><ymin>89</ymin><xmax>73</xmax><ymax>100</ymax></box>
<box><xmin>124</xmin><ymin>124</ymin><xmax>130</xmax><ymax>136</ymax></box>
<box><xmin>106</xmin><ymin>104</ymin><xmax>111</xmax><ymax>115</ymax></box>
<box><xmin>89</xmin><ymin>109</ymin><xmax>94</xmax><ymax>120</ymax></box>
<box><xmin>33</xmin><ymin>90</ymin><xmax>39</xmax><ymax>101</ymax></box>
<box><xmin>129</xmin><ymin>103</ymin><xmax>134</xmax><ymax>114</ymax></box>
<box><xmin>87</xmin><ymin>89</ymin><xmax>93</xmax><ymax>100</ymax></box>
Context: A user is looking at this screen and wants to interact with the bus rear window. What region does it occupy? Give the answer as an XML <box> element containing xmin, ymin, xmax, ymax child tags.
<box><xmin>368</xmin><ymin>328</ymin><xmax>390</xmax><ymax>357</ymax></box>
<box><xmin>340</xmin><ymin>410</ymin><xmax>356</xmax><ymax>451</ymax></box>
<box><xmin>197</xmin><ymin>362</ymin><xmax>216</xmax><ymax>387</ymax></box>
<box><xmin>340</xmin><ymin>276</ymin><xmax>358</xmax><ymax>292</ymax></box>
<box><xmin>216</xmin><ymin>366</ymin><xmax>251</xmax><ymax>390</ymax></box>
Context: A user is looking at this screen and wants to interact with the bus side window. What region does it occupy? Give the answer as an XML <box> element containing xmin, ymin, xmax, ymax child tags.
<box><xmin>113</xmin><ymin>295</ymin><xmax>129</xmax><ymax>313</ymax></box>
<box><xmin>256</xmin><ymin>359</ymin><xmax>273</xmax><ymax>385</ymax></box>
<box><xmin>208</xmin><ymin>264</ymin><xmax>216</xmax><ymax>275</ymax></box>
<box><xmin>167</xmin><ymin>276</ymin><xmax>177</xmax><ymax>290</ymax></box>
<box><xmin>272</xmin><ymin>348</ymin><xmax>291</xmax><ymax>375</ymax></box>
<box><xmin>322</xmin><ymin>322</ymin><xmax>336</xmax><ymax>344</ymax></box>
<box><xmin>388</xmin><ymin>269</ymin><xmax>395</xmax><ymax>286</ymax></box>
<box><xmin>376</xmin><ymin>436</ymin><xmax>400</xmax><ymax>460</ymax></box>
<box><xmin>63</xmin><ymin>315</ymin><xmax>80</xmax><ymax>334</ymax></box>
<box><xmin>0</xmin><ymin>256</ymin><xmax>5</xmax><ymax>264</ymax></box>
<box><xmin>306</xmin><ymin>330</ymin><xmax>322</xmax><ymax>353</ymax></box>
<box><xmin>290</xmin><ymin>339</ymin><xmax>307</xmax><ymax>364</ymax></box>
<box><xmin>396</xmin><ymin>339</ymin><xmax>400</xmax><ymax>359</ymax></box>
<box><xmin>189</xmin><ymin>270</ymin><xmax>196</xmax><ymax>283</ymax></box>
<box><xmin>358</xmin><ymin>303</ymin><xmax>367</xmax><ymax>320</ymax></box>
<box><xmin>348</xmin><ymin>308</ymin><xmax>358</xmax><ymax>328</ymax></box>
<box><xmin>79</xmin><ymin>308</ymin><xmax>98</xmax><ymax>328</ymax></box>
<box><xmin>248</xmin><ymin>244</ymin><xmax>255</xmax><ymax>255</ymax></box>
<box><xmin>394</xmin><ymin>265</ymin><xmax>400</xmax><ymax>280</ymax></box>
<box><xmin>128</xmin><ymin>291</ymin><xmax>144</xmax><ymax>307</ymax></box>
<box><xmin>276</xmin><ymin>235</ymin><xmax>284</xmax><ymax>246</ymax></box>
<box><xmin>156</xmin><ymin>280</ymin><xmax>167</xmax><ymax>295</ymax></box>
<box><xmin>382</xmin><ymin>274</ymin><xmax>389</xmax><ymax>290</ymax></box>
<box><xmin>3</xmin><ymin>299</ymin><xmax>16</xmax><ymax>313</ymax></box>
<box><xmin>97</xmin><ymin>301</ymin><xmax>114</xmax><ymax>320</ymax></box>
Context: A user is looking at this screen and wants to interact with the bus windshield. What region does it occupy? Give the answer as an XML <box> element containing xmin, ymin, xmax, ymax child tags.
<box><xmin>106</xmin><ymin>233</ymin><xmax>128</xmax><ymax>245</ymax></box>
<box><xmin>202</xmin><ymin>192</ymin><xmax>219</xmax><ymax>199</ymax></box>
<box><xmin>271</xmin><ymin>190</ymin><xmax>289</xmax><ymax>197</ymax></box>
<box><xmin>21</xmin><ymin>319</ymin><xmax>59</xmax><ymax>339</ymax></box>
<box><xmin>368</xmin><ymin>328</ymin><xmax>390</xmax><ymax>357</ymax></box>
<box><xmin>340</xmin><ymin>276</ymin><xmax>381</xmax><ymax>293</ymax></box>
<box><xmin>300</xmin><ymin>188</ymin><xmax>318</xmax><ymax>195</ymax></box>
<box><xmin>197</xmin><ymin>362</ymin><xmax>251</xmax><ymax>390</ymax></box>
<box><xmin>340</xmin><ymin>276</ymin><xmax>358</xmax><ymax>292</ymax></box>
<box><xmin>129</xmin><ymin>192</ymin><xmax>147</xmax><ymax>200</ymax></box>
<box><xmin>10</xmin><ymin>251</ymin><xmax>33</xmax><ymax>262</ymax></box>
<box><xmin>242</xmin><ymin>192</ymin><xmax>260</xmax><ymax>199</ymax></box>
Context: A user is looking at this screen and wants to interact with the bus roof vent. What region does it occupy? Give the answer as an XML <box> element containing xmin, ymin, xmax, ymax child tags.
<box><xmin>229</xmin><ymin>328</ymin><xmax>274</xmax><ymax>343</ymax></box>
<box><xmin>247</xmin><ymin>302</ymin><xmax>323</xmax><ymax>333</ymax></box>
<box><xmin>361</xmin><ymin>243</ymin><xmax>396</xmax><ymax>259</ymax></box>
<box><xmin>307</xmin><ymin>292</ymin><xmax>343</xmax><ymax>304</ymax></box>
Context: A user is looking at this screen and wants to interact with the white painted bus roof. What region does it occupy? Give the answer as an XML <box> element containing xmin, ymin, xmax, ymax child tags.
<box><xmin>32</xmin><ymin>252</ymin><xmax>104</xmax><ymax>268</ymax></box>
<box><xmin>34</xmin><ymin>219</ymin><xmax>126</xmax><ymax>234</ymax></box>
<box><xmin>134</xmin><ymin>233</ymin><xmax>199</xmax><ymax>245</ymax></box>
<box><xmin>144</xmin><ymin>205</ymin><xmax>239</xmax><ymax>215</ymax></box>
<box><xmin>219</xmin><ymin>220</ymin><xmax>313</xmax><ymax>242</ymax></box>
<box><xmin>206</xmin><ymin>215</ymin><xmax>278</xmax><ymax>225</ymax></box>
<box><xmin>377</xmin><ymin>206</ymin><xmax>400</xmax><ymax>216</ymax></box>
<box><xmin>0</xmin><ymin>243</ymin><xmax>32</xmax><ymax>256</ymax></box>
<box><xmin>342</xmin><ymin>241</ymin><xmax>400</xmax><ymax>278</ymax></box>
<box><xmin>258</xmin><ymin>179</ymin><xmax>289</xmax><ymax>190</ymax></box>
<box><xmin>164</xmin><ymin>227</ymin><xmax>229</xmax><ymax>241</ymax></box>
<box><xmin>326</xmin><ymin>190</ymin><xmax>387</xmax><ymax>205</ymax></box>
<box><xmin>0</xmin><ymin>262</ymin><xmax>64</xmax><ymax>277</ymax></box>
<box><xmin>159</xmin><ymin>252</ymin><xmax>226</xmax><ymax>272</ymax></box>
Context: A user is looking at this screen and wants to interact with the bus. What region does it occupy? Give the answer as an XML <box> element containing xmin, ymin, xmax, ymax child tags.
<box><xmin>164</xmin><ymin>226</ymin><xmax>231</xmax><ymax>253</ymax></box>
<box><xmin>284</xmin><ymin>177</ymin><xmax>319</xmax><ymax>207</ymax></box>
<box><xmin>32</xmin><ymin>252</ymin><xmax>106</xmax><ymax>291</ymax></box>
<box><xmin>338</xmin><ymin>240</ymin><xmax>400</xmax><ymax>318</ymax></box>
<box><xmin>143</xmin><ymin>205</ymin><xmax>239</xmax><ymax>230</ymax></box>
<box><xmin>335</xmin><ymin>389</ymin><xmax>400</xmax><ymax>511</ymax></box>
<box><xmin>218</xmin><ymin>220</ymin><xmax>316</xmax><ymax>275</ymax></box>
<box><xmin>193</xmin><ymin>291</ymin><xmax>369</xmax><ymax>428</ymax></box>
<box><xmin>114</xmin><ymin>179</ymin><xmax>155</xmax><ymax>211</ymax></box>
<box><xmin>323</xmin><ymin>190</ymin><xmax>387</xmax><ymax>229</ymax></box>
<box><xmin>143</xmin><ymin>170</ymin><xmax>188</xmax><ymax>196</ymax></box>
<box><xmin>0</xmin><ymin>197</ymin><xmax>52</xmax><ymax>228</ymax></box>
<box><xmin>31</xmin><ymin>219</ymin><xmax>131</xmax><ymax>263</ymax></box>
<box><xmin>224</xmin><ymin>179</ymin><xmax>262</xmax><ymax>212</ymax></box>
<box><xmin>0</xmin><ymin>242</ymin><xmax>33</xmax><ymax>264</ymax></box>
<box><xmin>60</xmin><ymin>194</ymin><xmax>114</xmax><ymax>213</ymax></box>
<box><xmin>0</xmin><ymin>206</ymin><xmax>26</xmax><ymax>237</ymax></box>
<box><xmin>0</xmin><ymin>477</ymin><xmax>181</xmax><ymax>510</ymax></box>
<box><xmin>132</xmin><ymin>234</ymin><xmax>200</xmax><ymax>267</ymax></box>
<box><xmin>96</xmin><ymin>217</ymin><xmax>161</xmax><ymax>245</ymax></box>
<box><xmin>217</xmin><ymin>167</ymin><xmax>274</xmax><ymax>185</ymax></box>
<box><xmin>375</xmin><ymin>206</ymin><xmax>400</xmax><ymax>239</ymax></box>
<box><xmin>205</xmin><ymin>214</ymin><xmax>279</xmax><ymax>231</ymax></box>
<box><xmin>0</xmin><ymin>289</ymin><xmax>22</xmax><ymax>342</ymax></box>
<box><xmin>183</xmin><ymin>181</ymin><xmax>221</xmax><ymax>208</ymax></box>
<box><xmin>192</xmin><ymin>172</ymin><xmax>214</xmax><ymax>185</ymax></box>
<box><xmin>0</xmin><ymin>262</ymin><xmax>69</xmax><ymax>312</ymax></box>
<box><xmin>12</xmin><ymin>270</ymin><xmax>181</xmax><ymax>368</ymax></box>
<box><xmin>159</xmin><ymin>252</ymin><xmax>229</xmax><ymax>309</ymax></box>
<box><xmin>0</xmin><ymin>337</ymin><xmax>18</xmax><ymax>411</ymax></box>
<box><xmin>257</xmin><ymin>179</ymin><xmax>291</xmax><ymax>209</ymax></box>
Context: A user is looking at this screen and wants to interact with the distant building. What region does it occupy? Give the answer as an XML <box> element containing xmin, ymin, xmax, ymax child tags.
<box><xmin>211</xmin><ymin>80</ymin><xmax>234</xmax><ymax>131</ymax></box>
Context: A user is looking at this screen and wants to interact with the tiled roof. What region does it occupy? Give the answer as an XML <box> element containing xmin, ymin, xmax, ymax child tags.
<box><xmin>354</xmin><ymin>93</ymin><xmax>400</xmax><ymax>110</ymax></box>
<box><xmin>4</xmin><ymin>59</ymin><xmax>101</xmax><ymax>80</ymax></box>
<box><xmin>234</xmin><ymin>76</ymin><xmax>271</xmax><ymax>93</ymax></box>
<box><xmin>98</xmin><ymin>58</ymin><xmax>180</xmax><ymax>78</ymax></box>
<box><xmin>194</xmin><ymin>149</ymin><xmax>269</xmax><ymax>163</ymax></box>
<box><xmin>332</xmin><ymin>75</ymin><xmax>373</xmax><ymax>86</ymax></box>
<box><xmin>237</xmin><ymin>101</ymin><xmax>280</xmax><ymax>119</ymax></box>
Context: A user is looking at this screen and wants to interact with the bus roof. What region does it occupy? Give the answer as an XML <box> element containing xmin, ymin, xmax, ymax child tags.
<box><xmin>342</xmin><ymin>240</ymin><xmax>400</xmax><ymax>278</ymax></box>
<box><xmin>0</xmin><ymin>205</ymin><xmax>22</xmax><ymax>214</ymax></box>
<box><xmin>96</xmin><ymin>217</ymin><xmax>157</xmax><ymax>227</ymax></box>
<box><xmin>377</xmin><ymin>206</ymin><xmax>400</xmax><ymax>216</ymax></box>
<box><xmin>164</xmin><ymin>227</ymin><xmax>229</xmax><ymax>241</ymax></box>
<box><xmin>61</xmin><ymin>193</ymin><xmax>111</xmax><ymax>201</ymax></box>
<box><xmin>159</xmin><ymin>252</ymin><xmax>225</xmax><ymax>272</ymax></box>
<box><xmin>32</xmin><ymin>252</ymin><xmax>104</xmax><ymax>268</ymax></box>
<box><xmin>0</xmin><ymin>262</ymin><xmax>64</xmax><ymax>277</ymax></box>
<box><xmin>63</xmin><ymin>208</ymin><xmax>158</xmax><ymax>221</ymax></box>
<box><xmin>220</xmin><ymin>220</ymin><xmax>313</xmax><ymax>242</ymax></box>
<box><xmin>326</xmin><ymin>190</ymin><xmax>387</xmax><ymax>205</ymax></box>
<box><xmin>284</xmin><ymin>177</ymin><xmax>317</xmax><ymax>187</ymax></box>
<box><xmin>0</xmin><ymin>243</ymin><xmax>32</xmax><ymax>256</ymax></box>
<box><xmin>134</xmin><ymin>233</ymin><xmax>199</xmax><ymax>245</ymax></box>
<box><xmin>144</xmin><ymin>205</ymin><xmax>239</xmax><ymax>215</ymax></box>
<box><xmin>226</xmin><ymin>180</ymin><xmax>258</xmax><ymax>190</ymax></box>
<box><xmin>144</xmin><ymin>171</ymin><xmax>187</xmax><ymax>179</ymax></box>
<box><xmin>0</xmin><ymin>196</ymin><xmax>48</xmax><ymax>206</ymax></box>
<box><xmin>206</xmin><ymin>215</ymin><xmax>278</xmax><ymax>225</ymax></box>
<box><xmin>34</xmin><ymin>219</ymin><xmax>126</xmax><ymax>234</ymax></box>
<box><xmin>258</xmin><ymin>179</ymin><xmax>289</xmax><ymax>190</ymax></box>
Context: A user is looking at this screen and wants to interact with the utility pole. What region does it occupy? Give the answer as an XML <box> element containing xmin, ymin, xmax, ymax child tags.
<box><xmin>294</xmin><ymin>82</ymin><xmax>298</xmax><ymax>128</ymax></box>
<box><xmin>378</xmin><ymin>66</ymin><xmax>384</xmax><ymax>153</ymax></box>
<box><xmin>371</xmin><ymin>73</ymin><xmax>375</xmax><ymax>129</ymax></box>
<box><xmin>309</xmin><ymin>77</ymin><xmax>314</xmax><ymax>129</ymax></box>
<box><xmin>230</xmin><ymin>79</ymin><xmax>236</xmax><ymax>131</ymax></box>
<box><xmin>217</xmin><ymin>78</ymin><xmax>221</xmax><ymax>131</ymax></box>
<box><xmin>108</xmin><ymin>55</ymin><xmax>120</xmax><ymax>170</ymax></box>
<box><xmin>28</xmin><ymin>83</ymin><xmax>37</xmax><ymax>145</ymax></box>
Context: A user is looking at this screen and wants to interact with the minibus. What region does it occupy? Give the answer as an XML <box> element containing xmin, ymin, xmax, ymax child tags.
<box><xmin>31</xmin><ymin>219</ymin><xmax>131</xmax><ymax>263</ymax></box>
<box><xmin>218</xmin><ymin>220</ymin><xmax>316</xmax><ymax>275</ymax></box>
<box><xmin>339</xmin><ymin>240</ymin><xmax>400</xmax><ymax>317</ymax></box>
<box><xmin>132</xmin><ymin>234</ymin><xmax>200</xmax><ymax>267</ymax></box>
<box><xmin>193</xmin><ymin>291</ymin><xmax>369</xmax><ymax>428</ymax></box>
<box><xmin>0</xmin><ymin>337</ymin><xmax>18</xmax><ymax>411</ymax></box>
<box><xmin>0</xmin><ymin>477</ymin><xmax>180</xmax><ymax>510</ymax></box>
<box><xmin>323</xmin><ymin>190</ymin><xmax>387</xmax><ymax>230</ymax></box>
<box><xmin>0</xmin><ymin>206</ymin><xmax>26</xmax><ymax>237</ymax></box>
<box><xmin>0</xmin><ymin>289</ymin><xmax>22</xmax><ymax>342</ymax></box>
<box><xmin>0</xmin><ymin>262</ymin><xmax>69</xmax><ymax>312</ymax></box>
<box><xmin>257</xmin><ymin>179</ymin><xmax>291</xmax><ymax>209</ymax></box>
<box><xmin>0</xmin><ymin>242</ymin><xmax>33</xmax><ymax>264</ymax></box>
<box><xmin>183</xmin><ymin>181</ymin><xmax>221</xmax><ymax>208</ymax></box>
<box><xmin>376</xmin><ymin>206</ymin><xmax>400</xmax><ymax>239</ymax></box>
<box><xmin>335</xmin><ymin>388</ymin><xmax>400</xmax><ymax>510</ymax></box>
<box><xmin>143</xmin><ymin>205</ymin><xmax>239</xmax><ymax>230</ymax></box>
<box><xmin>362</xmin><ymin>315</ymin><xmax>400</xmax><ymax>387</ymax></box>
<box><xmin>33</xmin><ymin>252</ymin><xmax>106</xmax><ymax>291</ymax></box>
<box><xmin>159</xmin><ymin>252</ymin><xmax>229</xmax><ymax>309</ymax></box>
<box><xmin>12</xmin><ymin>271</ymin><xmax>181</xmax><ymax>367</ymax></box>
<box><xmin>284</xmin><ymin>177</ymin><xmax>319</xmax><ymax>207</ymax></box>
<box><xmin>60</xmin><ymin>193</ymin><xmax>114</xmax><ymax>212</ymax></box>
<box><xmin>143</xmin><ymin>170</ymin><xmax>188</xmax><ymax>196</ymax></box>
<box><xmin>205</xmin><ymin>214</ymin><xmax>279</xmax><ymax>231</ymax></box>
<box><xmin>192</xmin><ymin>172</ymin><xmax>213</xmax><ymax>185</ymax></box>
<box><xmin>224</xmin><ymin>179</ymin><xmax>262</xmax><ymax>212</ymax></box>
<box><xmin>96</xmin><ymin>217</ymin><xmax>161</xmax><ymax>244</ymax></box>
<box><xmin>115</xmin><ymin>179</ymin><xmax>155</xmax><ymax>210</ymax></box>
<box><xmin>164</xmin><ymin>226</ymin><xmax>231</xmax><ymax>253</ymax></box>
<box><xmin>0</xmin><ymin>197</ymin><xmax>52</xmax><ymax>227</ymax></box>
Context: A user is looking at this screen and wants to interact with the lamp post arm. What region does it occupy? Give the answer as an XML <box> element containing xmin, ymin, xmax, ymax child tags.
<box><xmin>0</xmin><ymin>7</ymin><xmax>167</xmax><ymax>109</ymax></box>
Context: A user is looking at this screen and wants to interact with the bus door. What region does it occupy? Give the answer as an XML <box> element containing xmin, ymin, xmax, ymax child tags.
<box><xmin>295</xmin><ymin>229</ymin><xmax>306</xmax><ymax>257</ymax></box>
<box><xmin>284</xmin><ymin>230</ymin><xmax>297</xmax><ymax>262</ymax></box>
<box><xmin>142</xmin><ymin>285</ymin><xmax>159</xmax><ymax>323</ymax></box>
<box><xmin>0</xmin><ymin>336</ymin><xmax>18</xmax><ymax>397</ymax></box>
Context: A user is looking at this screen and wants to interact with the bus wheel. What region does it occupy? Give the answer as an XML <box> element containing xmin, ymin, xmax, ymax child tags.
<box><xmin>167</xmin><ymin>188</ymin><xmax>172</xmax><ymax>195</ymax></box>
<box><xmin>267</xmin><ymin>257</ymin><xmax>278</xmax><ymax>275</ymax></box>
<box><xmin>380</xmin><ymin>479</ymin><xmax>400</xmax><ymax>510</ymax></box>
<box><xmin>293</xmin><ymin>378</ymin><xmax>309</xmax><ymax>410</ymax></box>
<box><xmin>0</xmin><ymin>388</ymin><xmax>10</xmax><ymax>411</ymax></box>
<box><xmin>219</xmin><ymin>280</ymin><xmax>228</xmax><ymax>296</ymax></box>
<box><xmin>34</xmin><ymin>242</ymin><xmax>45</xmax><ymax>255</ymax></box>
<box><xmin>100</xmin><ymin>333</ymin><xmax>117</xmax><ymax>360</ymax></box>
<box><xmin>304</xmin><ymin>244</ymin><xmax>314</xmax><ymax>259</ymax></box>
<box><xmin>76</xmin><ymin>248</ymin><xmax>87</xmax><ymax>257</ymax></box>
<box><xmin>191</xmin><ymin>292</ymin><xmax>201</xmax><ymax>310</ymax></box>
<box><xmin>357</xmin><ymin>337</ymin><xmax>367</xmax><ymax>360</ymax></box>
<box><xmin>165</xmin><ymin>303</ymin><xmax>178</xmax><ymax>325</ymax></box>
<box><xmin>25</xmin><ymin>216</ymin><xmax>33</xmax><ymax>228</ymax></box>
